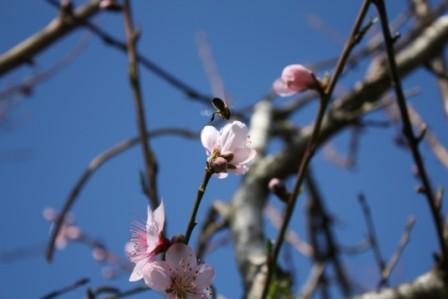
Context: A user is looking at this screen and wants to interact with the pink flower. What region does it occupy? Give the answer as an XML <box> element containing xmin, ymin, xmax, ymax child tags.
<box><xmin>201</xmin><ymin>120</ymin><xmax>256</xmax><ymax>178</ymax></box>
<box><xmin>273</xmin><ymin>64</ymin><xmax>316</xmax><ymax>96</ymax></box>
<box><xmin>142</xmin><ymin>243</ymin><xmax>214</xmax><ymax>299</ymax></box>
<box><xmin>43</xmin><ymin>208</ymin><xmax>81</xmax><ymax>250</ymax></box>
<box><xmin>126</xmin><ymin>202</ymin><xmax>170</xmax><ymax>282</ymax></box>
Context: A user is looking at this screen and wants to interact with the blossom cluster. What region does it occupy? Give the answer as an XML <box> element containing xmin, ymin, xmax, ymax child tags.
<box><xmin>126</xmin><ymin>202</ymin><xmax>214</xmax><ymax>298</ymax></box>
<box><xmin>125</xmin><ymin>62</ymin><xmax>317</xmax><ymax>296</ymax></box>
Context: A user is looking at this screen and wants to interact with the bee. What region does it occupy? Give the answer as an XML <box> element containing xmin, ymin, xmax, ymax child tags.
<box><xmin>210</xmin><ymin>97</ymin><xmax>231</xmax><ymax>122</ymax></box>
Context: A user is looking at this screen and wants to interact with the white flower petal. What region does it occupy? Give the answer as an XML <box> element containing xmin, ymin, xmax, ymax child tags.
<box><xmin>142</xmin><ymin>261</ymin><xmax>172</xmax><ymax>291</ymax></box>
<box><xmin>129</xmin><ymin>259</ymin><xmax>146</xmax><ymax>282</ymax></box>
<box><xmin>153</xmin><ymin>201</ymin><xmax>165</xmax><ymax>233</ymax></box>
<box><xmin>195</xmin><ymin>264</ymin><xmax>215</xmax><ymax>289</ymax></box>
<box><xmin>165</xmin><ymin>243</ymin><xmax>197</xmax><ymax>272</ymax></box>
<box><xmin>232</xmin><ymin>147</ymin><xmax>256</xmax><ymax>165</ymax></box>
<box><xmin>221</xmin><ymin>121</ymin><xmax>248</xmax><ymax>152</ymax></box>
<box><xmin>201</xmin><ymin>126</ymin><xmax>219</xmax><ymax>154</ymax></box>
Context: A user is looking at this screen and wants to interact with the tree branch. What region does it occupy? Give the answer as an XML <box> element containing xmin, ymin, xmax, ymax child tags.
<box><xmin>0</xmin><ymin>0</ymin><xmax>101</xmax><ymax>76</ymax></box>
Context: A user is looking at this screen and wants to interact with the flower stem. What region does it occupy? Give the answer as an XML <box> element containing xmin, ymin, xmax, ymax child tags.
<box><xmin>184</xmin><ymin>167</ymin><xmax>213</xmax><ymax>244</ymax></box>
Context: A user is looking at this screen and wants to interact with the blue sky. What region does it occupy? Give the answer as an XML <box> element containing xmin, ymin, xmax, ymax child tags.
<box><xmin>0</xmin><ymin>1</ymin><xmax>447</xmax><ymax>298</ymax></box>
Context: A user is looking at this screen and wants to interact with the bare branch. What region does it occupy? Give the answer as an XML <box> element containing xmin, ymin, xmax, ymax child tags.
<box><xmin>372</xmin><ymin>0</ymin><xmax>448</xmax><ymax>267</ymax></box>
<box><xmin>0</xmin><ymin>0</ymin><xmax>101</xmax><ymax>76</ymax></box>
<box><xmin>379</xmin><ymin>216</ymin><xmax>417</xmax><ymax>288</ymax></box>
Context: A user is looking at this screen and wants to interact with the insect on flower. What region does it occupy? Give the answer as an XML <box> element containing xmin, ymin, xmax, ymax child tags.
<box><xmin>209</xmin><ymin>97</ymin><xmax>231</xmax><ymax>122</ymax></box>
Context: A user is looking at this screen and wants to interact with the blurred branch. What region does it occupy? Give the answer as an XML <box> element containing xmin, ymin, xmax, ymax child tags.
<box><xmin>196</xmin><ymin>31</ymin><xmax>227</xmax><ymax>99</ymax></box>
<box><xmin>122</xmin><ymin>0</ymin><xmax>159</xmax><ymax>209</ymax></box>
<box><xmin>427</xmin><ymin>55</ymin><xmax>448</xmax><ymax>117</ymax></box>
<box><xmin>196</xmin><ymin>201</ymin><xmax>230</xmax><ymax>260</ymax></box>
<box><xmin>264</xmin><ymin>203</ymin><xmax>313</xmax><ymax>257</ymax></box>
<box><xmin>351</xmin><ymin>268</ymin><xmax>447</xmax><ymax>299</ymax></box>
<box><xmin>0</xmin><ymin>35</ymin><xmax>90</xmax><ymax>101</ymax></box>
<box><xmin>297</xmin><ymin>262</ymin><xmax>326</xmax><ymax>299</ymax></box>
<box><xmin>261</xmin><ymin>1</ymin><xmax>371</xmax><ymax>297</ymax></box>
<box><xmin>87</xmin><ymin>285</ymin><xmax>149</xmax><ymax>299</ymax></box>
<box><xmin>0</xmin><ymin>0</ymin><xmax>101</xmax><ymax>76</ymax></box>
<box><xmin>358</xmin><ymin>194</ymin><xmax>386</xmax><ymax>287</ymax></box>
<box><xmin>323</xmin><ymin>126</ymin><xmax>361</xmax><ymax>170</ymax></box>
<box><xmin>379</xmin><ymin>216</ymin><xmax>416</xmax><ymax>288</ymax></box>
<box><xmin>39</xmin><ymin>0</ymin><xmax>211</xmax><ymax>104</ymax></box>
<box><xmin>305</xmin><ymin>168</ymin><xmax>352</xmax><ymax>296</ymax></box>
<box><xmin>231</xmin><ymin>10</ymin><xmax>448</xmax><ymax>299</ymax></box>
<box><xmin>373</xmin><ymin>0</ymin><xmax>448</xmax><ymax>268</ymax></box>
<box><xmin>46</xmin><ymin>128</ymin><xmax>197</xmax><ymax>262</ymax></box>
<box><xmin>41</xmin><ymin>277</ymin><xmax>90</xmax><ymax>299</ymax></box>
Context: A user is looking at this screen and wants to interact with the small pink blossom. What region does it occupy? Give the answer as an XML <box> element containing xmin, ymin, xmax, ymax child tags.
<box><xmin>273</xmin><ymin>64</ymin><xmax>316</xmax><ymax>96</ymax></box>
<box><xmin>99</xmin><ymin>0</ymin><xmax>121</xmax><ymax>10</ymax></box>
<box><xmin>201</xmin><ymin>120</ymin><xmax>256</xmax><ymax>178</ymax></box>
<box><xmin>43</xmin><ymin>208</ymin><xmax>81</xmax><ymax>250</ymax></box>
<box><xmin>126</xmin><ymin>202</ymin><xmax>170</xmax><ymax>282</ymax></box>
<box><xmin>142</xmin><ymin>243</ymin><xmax>214</xmax><ymax>299</ymax></box>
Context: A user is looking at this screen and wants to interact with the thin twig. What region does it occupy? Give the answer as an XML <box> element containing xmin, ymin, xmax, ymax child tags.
<box><xmin>372</xmin><ymin>0</ymin><xmax>448</xmax><ymax>268</ymax></box>
<box><xmin>297</xmin><ymin>262</ymin><xmax>326</xmax><ymax>299</ymax></box>
<box><xmin>122</xmin><ymin>0</ymin><xmax>159</xmax><ymax>209</ymax></box>
<box><xmin>357</xmin><ymin>194</ymin><xmax>387</xmax><ymax>286</ymax></box>
<box><xmin>305</xmin><ymin>168</ymin><xmax>352</xmax><ymax>295</ymax></box>
<box><xmin>379</xmin><ymin>216</ymin><xmax>416</xmax><ymax>288</ymax></box>
<box><xmin>261</xmin><ymin>1</ymin><xmax>371</xmax><ymax>297</ymax></box>
<box><xmin>46</xmin><ymin>128</ymin><xmax>197</xmax><ymax>262</ymax></box>
<box><xmin>185</xmin><ymin>168</ymin><xmax>213</xmax><ymax>244</ymax></box>
<box><xmin>41</xmin><ymin>277</ymin><xmax>90</xmax><ymax>299</ymax></box>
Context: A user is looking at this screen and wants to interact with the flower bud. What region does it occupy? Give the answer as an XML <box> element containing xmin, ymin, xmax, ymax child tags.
<box><xmin>210</xmin><ymin>156</ymin><xmax>228</xmax><ymax>173</ymax></box>
<box><xmin>268</xmin><ymin>178</ymin><xmax>290</xmax><ymax>202</ymax></box>
<box><xmin>273</xmin><ymin>64</ymin><xmax>317</xmax><ymax>96</ymax></box>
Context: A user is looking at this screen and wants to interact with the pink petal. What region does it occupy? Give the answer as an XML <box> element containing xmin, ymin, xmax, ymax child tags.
<box><xmin>201</xmin><ymin>126</ymin><xmax>219</xmax><ymax>154</ymax></box>
<box><xmin>195</xmin><ymin>264</ymin><xmax>215</xmax><ymax>289</ymax></box>
<box><xmin>186</xmin><ymin>294</ymin><xmax>202</xmax><ymax>299</ymax></box>
<box><xmin>232</xmin><ymin>147</ymin><xmax>256</xmax><ymax>165</ymax></box>
<box><xmin>273</xmin><ymin>78</ymin><xmax>296</xmax><ymax>97</ymax></box>
<box><xmin>153</xmin><ymin>201</ymin><xmax>165</xmax><ymax>233</ymax></box>
<box><xmin>220</xmin><ymin>121</ymin><xmax>249</xmax><ymax>152</ymax></box>
<box><xmin>142</xmin><ymin>261</ymin><xmax>172</xmax><ymax>291</ymax></box>
<box><xmin>165</xmin><ymin>243</ymin><xmax>197</xmax><ymax>272</ymax></box>
<box><xmin>129</xmin><ymin>259</ymin><xmax>146</xmax><ymax>282</ymax></box>
<box><xmin>282</xmin><ymin>64</ymin><xmax>314</xmax><ymax>92</ymax></box>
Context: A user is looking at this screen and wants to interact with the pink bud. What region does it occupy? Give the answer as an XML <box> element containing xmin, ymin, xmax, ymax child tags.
<box><xmin>273</xmin><ymin>64</ymin><xmax>316</xmax><ymax>96</ymax></box>
<box><xmin>268</xmin><ymin>178</ymin><xmax>289</xmax><ymax>201</ymax></box>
